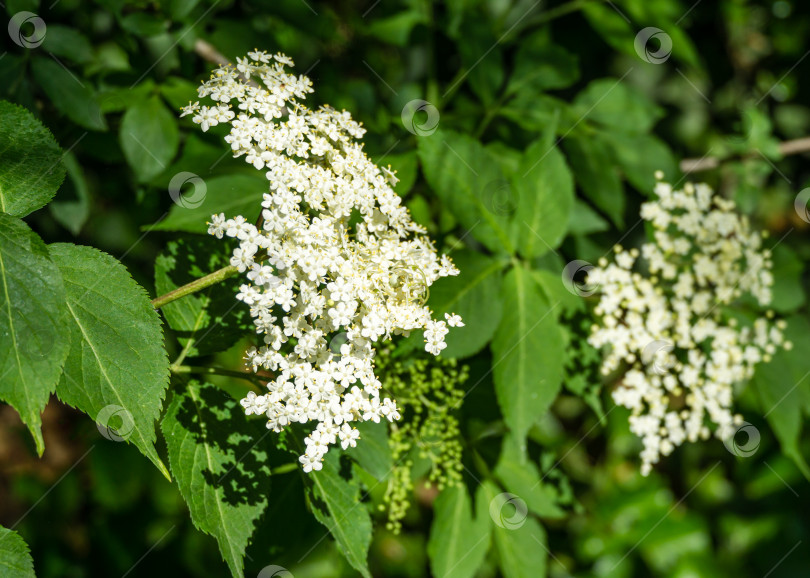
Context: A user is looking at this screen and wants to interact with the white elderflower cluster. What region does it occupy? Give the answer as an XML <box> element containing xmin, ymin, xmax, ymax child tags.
<box><xmin>181</xmin><ymin>51</ymin><xmax>462</xmax><ymax>472</ymax></box>
<box><xmin>588</xmin><ymin>175</ymin><xmax>789</xmax><ymax>475</ymax></box>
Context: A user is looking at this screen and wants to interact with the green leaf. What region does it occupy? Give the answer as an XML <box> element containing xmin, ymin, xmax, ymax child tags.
<box><xmin>49</xmin><ymin>243</ymin><xmax>171</xmax><ymax>479</ymax></box>
<box><xmin>581</xmin><ymin>3</ymin><xmax>637</xmax><ymax>58</ymax></box>
<box><xmin>477</xmin><ymin>480</ymin><xmax>548</xmax><ymax>578</ymax></box>
<box><xmin>305</xmin><ymin>451</ymin><xmax>373</xmax><ymax>577</ymax></box>
<box><xmin>458</xmin><ymin>19</ymin><xmax>504</xmax><ymax>105</ymax></box>
<box><xmin>49</xmin><ymin>152</ymin><xmax>90</xmax><ymax>235</ymax></box>
<box><xmin>41</xmin><ymin>25</ymin><xmax>93</xmax><ymax>63</ymax></box>
<box><xmin>418</xmin><ymin>129</ymin><xmax>514</xmax><ymax>254</ymax></box>
<box><xmin>149</xmin><ymin>174</ymin><xmax>270</xmax><ymax>233</ymax></box>
<box><xmin>383</xmin><ymin>151</ymin><xmax>418</xmax><ymax>196</ymax></box>
<box><xmin>350</xmin><ymin>420</ymin><xmax>392</xmax><ymax>481</ymax></box>
<box><xmin>31</xmin><ymin>57</ymin><xmax>107</xmax><ymax>131</ymax></box>
<box><xmin>427</xmin><ymin>484</ymin><xmax>491</xmax><ymax>578</ymax></box>
<box><xmin>0</xmin><ymin>525</ymin><xmax>36</xmax><ymax>578</ymax></box>
<box><xmin>492</xmin><ymin>266</ymin><xmax>565</xmax><ymax>443</ymax></box>
<box><xmin>427</xmin><ymin>250</ymin><xmax>506</xmax><ymax>358</ymax></box>
<box><xmin>506</xmin><ymin>38</ymin><xmax>579</xmax><ymax>96</ymax></box>
<box><xmin>494</xmin><ymin>434</ymin><xmax>565</xmax><ymax>519</ymax></box>
<box><xmin>0</xmin><ymin>100</ymin><xmax>66</xmax><ymax>217</ymax></box>
<box><xmin>604</xmin><ymin>132</ymin><xmax>678</xmax><ymax>193</ymax></box>
<box><xmin>768</xmin><ymin>245</ymin><xmax>805</xmax><ymax>313</ymax></box>
<box><xmin>509</xmin><ymin>135</ymin><xmax>574</xmax><ymax>259</ymax></box>
<box><xmin>568</xmin><ymin>200</ymin><xmax>610</xmax><ymax>236</ymax></box>
<box><xmin>751</xmin><ymin>316</ymin><xmax>810</xmax><ymax>478</ymax></box>
<box><xmin>154</xmin><ymin>237</ymin><xmax>251</xmax><ymax>358</ymax></box>
<box><xmin>574</xmin><ymin>79</ymin><xmax>664</xmax><ymax>134</ymax></box>
<box><xmin>161</xmin><ymin>382</ymin><xmax>270</xmax><ymax>578</ymax></box>
<box><xmin>120</xmin><ymin>96</ymin><xmax>179</xmax><ymax>182</ymax></box>
<box><xmin>0</xmin><ymin>214</ymin><xmax>69</xmax><ymax>455</ymax></box>
<box><xmin>563</xmin><ymin>132</ymin><xmax>625</xmax><ymax>228</ymax></box>
<box><xmin>366</xmin><ymin>11</ymin><xmax>426</xmax><ymax>47</ymax></box>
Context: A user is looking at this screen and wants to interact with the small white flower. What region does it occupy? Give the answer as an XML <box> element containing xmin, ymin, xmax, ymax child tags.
<box><xmin>445</xmin><ymin>312</ymin><xmax>464</xmax><ymax>327</ymax></box>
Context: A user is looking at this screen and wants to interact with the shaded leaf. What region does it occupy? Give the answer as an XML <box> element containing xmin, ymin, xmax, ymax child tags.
<box><xmin>563</xmin><ymin>132</ymin><xmax>625</xmax><ymax>228</ymax></box>
<box><xmin>154</xmin><ymin>236</ymin><xmax>252</xmax><ymax>358</ymax></box>
<box><xmin>0</xmin><ymin>100</ymin><xmax>66</xmax><ymax>217</ymax></box>
<box><xmin>162</xmin><ymin>382</ymin><xmax>270</xmax><ymax>578</ymax></box>
<box><xmin>31</xmin><ymin>57</ymin><xmax>106</xmax><ymax>131</ymax></box>
<box><xmin>427</xmin><ymin>250</ymin><xmax>506</xmax><ymax>358</ymax></box>
<box><xmin>120</xmin><ymin>96</ymin><xmax>180</xmax><ymax>182</ymax></box>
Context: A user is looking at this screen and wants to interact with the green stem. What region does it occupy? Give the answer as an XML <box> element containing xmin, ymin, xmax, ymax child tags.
<box><xmin>171</xmin><ymin>364</ymin><xmax>269</xmax><ymax>387</ymax></box>
<box><xmin>270</xmin><ymin>462</ymin><xmax>299</xmax><ymax>475</ymax></box>
<box><xmin>152</xmin><ymin>264</ymin><xmax>239</xmax><ymax>309</ymax></box>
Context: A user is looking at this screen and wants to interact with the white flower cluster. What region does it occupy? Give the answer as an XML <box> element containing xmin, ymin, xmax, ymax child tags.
<box><xmin>181</xmin><ymin>51</ymin><xmax>462</xmax><ymax>472</ymax></box>
<box><xmin>588</xmin><ymin>175</ymin><xmax>789</xmax><ymax>475</ymax></box>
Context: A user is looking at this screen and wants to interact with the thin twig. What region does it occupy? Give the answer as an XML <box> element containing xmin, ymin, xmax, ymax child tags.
<box><xmin>680</xmin><ymin>137</ymin><xmax>810</xmax><ymax>173</ymax></box>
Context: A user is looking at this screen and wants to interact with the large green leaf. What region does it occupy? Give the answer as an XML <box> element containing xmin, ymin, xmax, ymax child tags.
<box><xmin>417</xmin><ymin>129</ymin><xmax>514</xmax><ymax>255</ymax></box>
<box><xmin>31</xmin><ymin>57</ymin><xmax>106</xmax><ymax>131</ymax></box>
<box><xmin>509</xmin><ymin>134</ymin><xmax>574</xmax><ymax>259</ymax></box>
<box><xmin>161</xmin><ymin>382</ymin><xmax>270</xmax><ymax>578</ymax></box>
<box><xmin>751</xmin><ymin>316</ymin><xmax>810</xmax><ymax>477</ymax></box>
<box><xmin>154</xmin><ymin>237</ymin><xmax>252</xmax><ymax>358</ymax></box>
<box><xmin>505</xmin><ymin>38</ymin><xmax>579</xmax><ymax>97</ymax></box>
<box><xmin>562</xmin><ymin>132</ymin><xmax>625</xmax><ymax>228</ymax></box>
<box><xmin>492</xmin><ymin>266</ymin><xmax>565</xmax><ymax>444</ymax></box>
<box><xmin>305</xmin><ymin>451</ymin><xmax>373</xmax><ymax>577</ymax></box>
<box><xmin>149</xmin><ymin>174</ymin><xmax>269</xmax><ymax>233</ymax></box>
<box><xmin>477</xmin><ymin>481</ymin><xmax>548</xmax><ymax>578</ymax></box>
<box><xmin>0</xmin><ymin>525</ymin><xmax>36</xmax><ymax>578</ymax></box>
<box><xmin>49</xmin><ymin>243</ymin><xmax>171</xmax><ymax>478</ymax></box>
<box><xmin>0</xmin><ymin>100</ymin><xmax>66</xmax><ymax>217</ymax></box>
<box><xmin>0</xmin><ymin>214</ymin><xmax>69</xmax><ymax>455</ymax></box>
<box><xmin>427</xmin><ymin>250</ymin><xmax>506</xmax><ymax>358</ymax></box>
<box><xmin>427</xmin><ymin>484</ymin><xmax>491</xmax><ymax>578</ymax></box>
<box><xmin>120</xmin><ymin>96</ymin><xmax>179</xmax><ymax>182</ymax></box>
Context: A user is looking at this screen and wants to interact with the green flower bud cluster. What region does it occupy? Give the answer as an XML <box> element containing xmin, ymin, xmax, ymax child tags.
<box><xmin>376</xmin><ymin>347</ymin><xmax>468</xmax><ymax>533</ymax></box>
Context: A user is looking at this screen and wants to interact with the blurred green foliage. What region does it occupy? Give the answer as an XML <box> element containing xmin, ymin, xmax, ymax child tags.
<box><xmin>2</xmin><ymin>0</ymin><xmax>810</xmax><ymax>577</ymax></box>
